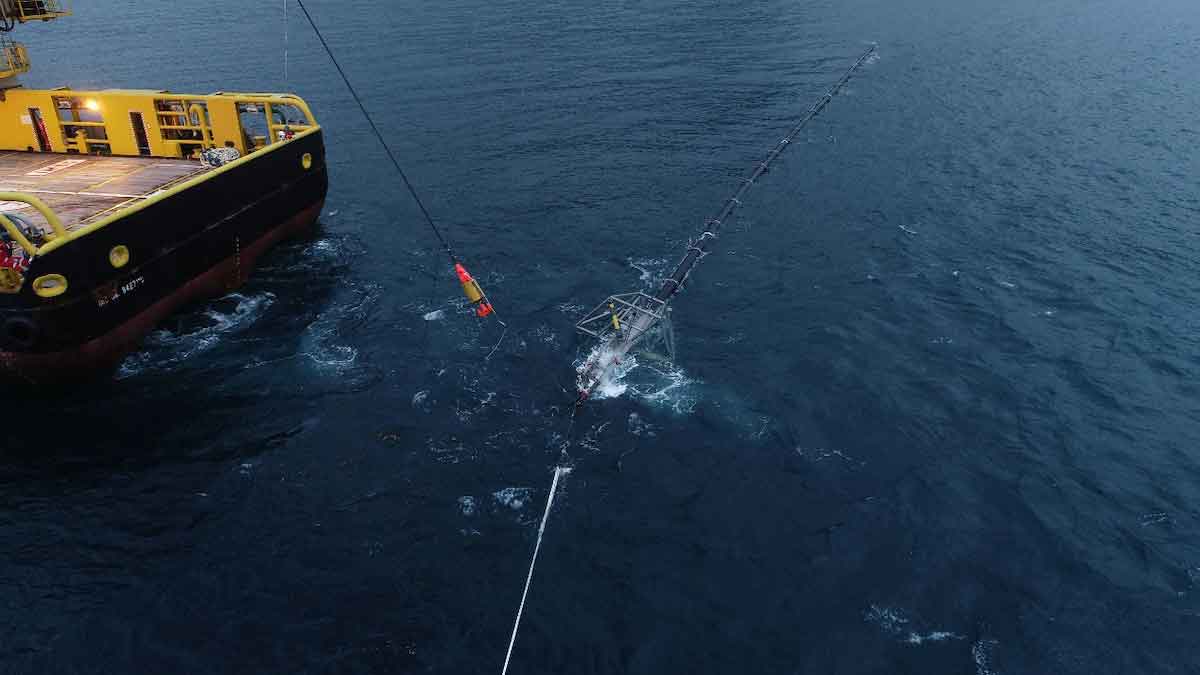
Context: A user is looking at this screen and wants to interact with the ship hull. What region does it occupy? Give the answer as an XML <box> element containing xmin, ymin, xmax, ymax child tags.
<box><xmin>0</xmin><ymin>129</ymin><xmax>328</xmax><ymax>383</ymax></box>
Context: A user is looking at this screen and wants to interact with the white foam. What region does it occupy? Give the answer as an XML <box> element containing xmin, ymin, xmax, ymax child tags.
<box><xmin>1139</xmin><ymin>511</ymin><xmax>1169</xmax><ymax>527</ymax></box>
<box><xmin>632</xmin><ymin>362</ymin><xmax>698</xmax><ymax>414</ymax></box>
<box><xmin>423</xmin><ymin>309</ymin><xmax>446</xmax><ymax>321</ymax></box>
<box><xmin>494</xmin><ymin>487</ymin><xmax>533</xmax><ymax>510</ymax></box>
<box><xmin>867</xmin><ymin>605</ymin><xmax>962</xmax><ymax>647</ymax></box>
<box><xmin>117</xmin><ymin>292</ymin><xmax>275</xmax><ymax>377</ymax></box>
<box><xmin>628</xmin><ymin>257</ymin><xmax>666</xmax><ymax>285</ymax></box>
<box><xmin>426</xmin><ymin>438</ymin><xmax>474</xmax><ymax>465</ymax></box>
<box><xmin>907</xmin><ymin>631</ymin><xmax>964</xmax><ymax>644</ymax></box>
<box><xmin>298</xmin><ymin>283</ymin><xmax>380</xmax><ymax>373</ymax></box>
<box><xmin>555</xmin><ymin>301</ymin><xmax>586</xmax><ymax>314</ymax></box>
<box><xmin>575</xmin><ymin>342</ymin><xmax>698</xmax><ymax>413</ymax></box>
<box><xmin>594</xmin><ymin>356</ymin><xmax>633</xmax><ymax>399</ymax></box>
<box><xmin>311</xmin><ymin>239</ymin><xmax>338</xmax><ymax>254</ymax></box>
<box><xmin>865</xmin><ymin>605</ymin><xmax>909</xmax><ymax>634</ymax></box>
<box><xmin>302</xmin><ymin>343</ymin><xmax>358</xmax><ymax>369</ymax></box>
<box><xmin>972</xmin><ymin>639</ymin><xmax>999</xmax><ymax>675</ymax></box>
<box><xmin>190</xmin><ymin>293</ymin><xmax>273</xmax><ymax>342</ymax></box>
<box><xmin>575</xmin><ymin>344</ymin><xmax>637</xmax><ymax>400</ymax></box>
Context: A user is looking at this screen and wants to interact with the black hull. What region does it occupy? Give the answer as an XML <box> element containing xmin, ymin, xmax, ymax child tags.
<box><xmin>0</xmin><ymin>130</ymin><xmax>328</xmax><ymax>382</ymax></box>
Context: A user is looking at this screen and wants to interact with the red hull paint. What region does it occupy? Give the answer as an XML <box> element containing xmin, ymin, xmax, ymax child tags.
<box><xmin>0</xmin><ymin>200</ymin><xmax>324</xmax><ymax>381</ymax></box>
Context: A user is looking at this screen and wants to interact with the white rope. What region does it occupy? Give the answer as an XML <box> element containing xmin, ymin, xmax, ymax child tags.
<box><xmin>501</xmin><ymin>465</ymin><xmax>569</xmax><ymax>675</ymax></box>
<box><xmin>485</xmin><ymin>321</ymin><xmax>508</xmax><ymax>361</ymax></box>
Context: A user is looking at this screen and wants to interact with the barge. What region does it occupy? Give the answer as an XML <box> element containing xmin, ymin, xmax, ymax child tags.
<box><xmin>0</xmin><ymin>2</ymin><xmax>327</xmax><ymax>382</ymax></box>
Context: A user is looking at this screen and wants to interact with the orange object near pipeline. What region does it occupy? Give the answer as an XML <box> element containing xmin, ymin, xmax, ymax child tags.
<box><xmin>455</xmin><ymin>263</ymin><xmax>484</xmax><ymax>302</ymax></box>
<box><xmin>454</xmin><ymin>262</ymin><xmax>492</xmax><ymax>316</ymax></box>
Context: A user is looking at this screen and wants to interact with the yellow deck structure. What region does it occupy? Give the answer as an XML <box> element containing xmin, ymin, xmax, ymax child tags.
<box><xmin>0</xmin><ymin>89</ymin><xmax>315</xmax><ymax>159</ymax></box>
<box><xmin>0</xmin><ymin>3</ymin><xmax>320</xmax><ymax>255</ymax></box>
<box><xmin>0</xmin><ymin>1</ymin><xmax>70</xmax><ymax>81</ymax></box>
<box><xmin>0</xmin><ymin>89</ymin><xmax>318</xmax><ymax>258</ymax></box>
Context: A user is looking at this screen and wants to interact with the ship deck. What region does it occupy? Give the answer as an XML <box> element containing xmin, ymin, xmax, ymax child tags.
<box><xmin>0</xmin><ymin>152</ymin><xmax>212</xmax><ymax>233</ymax></box>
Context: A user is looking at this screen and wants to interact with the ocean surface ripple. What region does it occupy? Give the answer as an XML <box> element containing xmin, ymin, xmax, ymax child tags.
<box><xmin>2</xmin><ymin>0</ymin><xmax>1199</xmax><ymax>673</ymax></box>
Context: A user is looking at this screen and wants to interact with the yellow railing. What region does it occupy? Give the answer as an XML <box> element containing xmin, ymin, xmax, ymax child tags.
<box><xmin>0</xmin><ymin>40</ymin><xmax>29</xmax><ymax>79</ymax></box>
<box><xmin>0</xmin><ymin>192</ymin><xmax>66</xmax><ymax>256</ymax></box>
<box><xmin>1</xmin><ymin>0</ymin><xmax>70</xmax><ymax>21</ymax></box>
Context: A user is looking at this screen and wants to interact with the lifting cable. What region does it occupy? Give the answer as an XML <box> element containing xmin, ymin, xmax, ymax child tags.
<box><xmin>293</xmin><ymin>0</ymin><xmax>499</xmax><ymax>321</ymax></box>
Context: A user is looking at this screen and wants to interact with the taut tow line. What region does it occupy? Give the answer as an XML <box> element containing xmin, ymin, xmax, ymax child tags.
<box><xmin>501</xmin><ymin>464</ymin><xmax>570</xmax><ymax>675</ymax></box>
<box><xmin>573</xmin><ymin>44</ymin><xmax>877</xmax><ymax>402</ymax></box>
<box><xmin>294</xmin><ymin>0</ymin><xmax>498</xmax><ymax>321</ymax></box>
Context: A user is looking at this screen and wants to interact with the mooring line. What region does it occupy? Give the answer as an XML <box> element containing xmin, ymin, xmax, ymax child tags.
<box><xmin>294</xmin><ymin>0</ymin><xmax>457</xmax><ymax>264</ymax></box>
<box><xmin>294</xmin><ymin>0</ymin><xmax>503</xmax><ymax>325</ymax></box>
<box><xmin>501</xmin><ymin>465</ymin><xmax>569</xmax><ymax>675</ymax></box>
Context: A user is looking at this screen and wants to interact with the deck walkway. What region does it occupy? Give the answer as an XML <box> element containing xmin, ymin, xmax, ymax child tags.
<box><xmin>0</xmin><ymin>151</ymin><xmax>211</xmax><ymax>233</ymax></box>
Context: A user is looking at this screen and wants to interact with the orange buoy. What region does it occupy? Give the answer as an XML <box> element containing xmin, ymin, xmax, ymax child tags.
<box><xmin>455</xmin><ymin>262</ymin><xmax>494</xmax><ymax>318</ymax></box>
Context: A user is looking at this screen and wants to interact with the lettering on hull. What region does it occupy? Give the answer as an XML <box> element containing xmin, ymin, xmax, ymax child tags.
<box><xmin>93</xmin><ymin>275</ymin><xmax>144</xmax><ymax>308</ymax></box>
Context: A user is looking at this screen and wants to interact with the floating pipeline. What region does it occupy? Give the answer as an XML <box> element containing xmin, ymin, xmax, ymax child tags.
<box><xmin>573</xmin><ymin>43</ymin><xmax>879</xmax><ymax>404</ymax></box>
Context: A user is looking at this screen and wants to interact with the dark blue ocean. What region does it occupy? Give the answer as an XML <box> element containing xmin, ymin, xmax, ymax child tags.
<box><xmin>3</xmin><ymin>0</ymin><xmax>1200</xmax><ymax>672</ymax></box>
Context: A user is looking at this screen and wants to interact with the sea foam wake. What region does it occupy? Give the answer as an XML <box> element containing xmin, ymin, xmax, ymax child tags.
<box><xmin>574</xmin><ymin>343</ymin><xmax>699</xmax><ymax>413</ymax></box>
<box><xmin>118</xmin><ymin>292</ymin><xmax>275</xmax><ymax>378</ymax></box>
